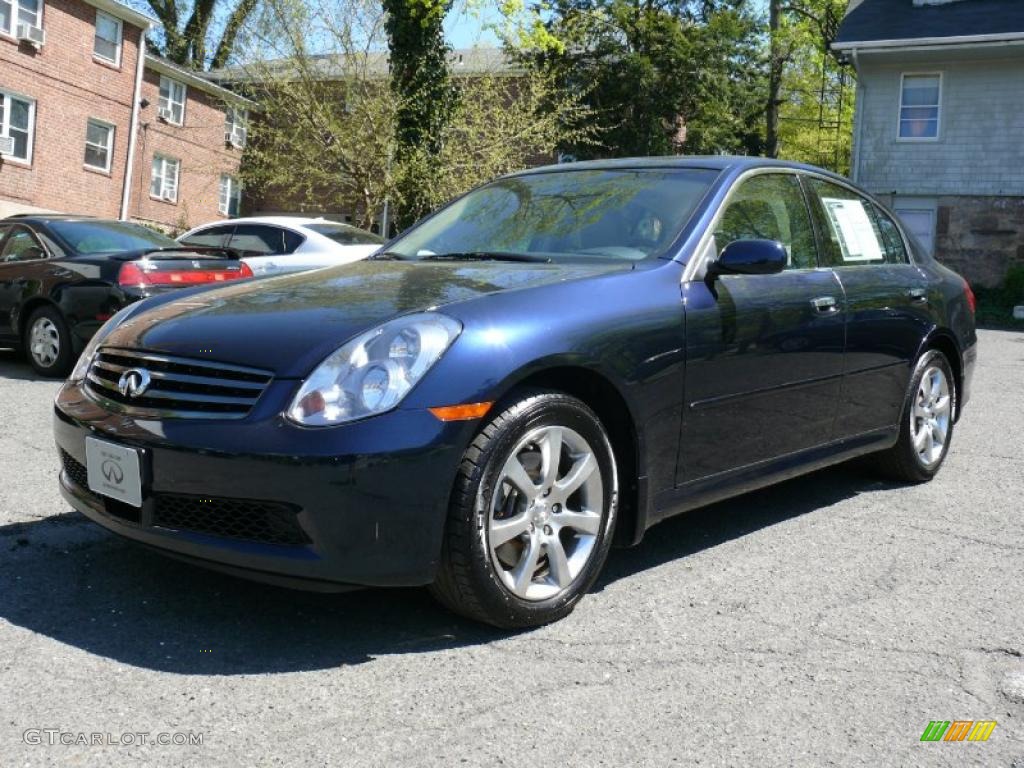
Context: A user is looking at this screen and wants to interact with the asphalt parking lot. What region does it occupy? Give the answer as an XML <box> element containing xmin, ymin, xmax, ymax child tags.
<box><xmin>1</xmin><ymin>330</ymin><xmax>1022</xmax><ymax>767</ymax></box>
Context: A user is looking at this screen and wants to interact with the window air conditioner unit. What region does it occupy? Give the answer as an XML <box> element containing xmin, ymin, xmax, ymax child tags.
<box><xmin>157</xmin><ymin>107</ymin><xmax>174</xmax><ymax>121</ymax></box>
<box><xmin>16</xmin><ymin>23</ymin><xmax>45</xmax><ymax>47</ymax></box>
<box><xmin>225</xmin><ymin>131</ymin><xmax>244</xmax><ymax>149</ymax></box>
<box><xmin>0</xmin><ymin>136</ymin><xmax>14</xmax><ymax>156</ymax></box>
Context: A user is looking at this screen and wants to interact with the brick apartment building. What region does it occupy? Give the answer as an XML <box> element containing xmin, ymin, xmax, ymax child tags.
<box><xmin>0</xmin><ymin>0</ymin><xmax>252</xmax><ymax>231</ymax></box>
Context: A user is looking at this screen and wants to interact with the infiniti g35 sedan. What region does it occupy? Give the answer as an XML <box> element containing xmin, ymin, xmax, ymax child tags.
<box><xmin>53</xmin><ymin>158</ymin><xmax>977</xmax><ymax>628</ymax></box>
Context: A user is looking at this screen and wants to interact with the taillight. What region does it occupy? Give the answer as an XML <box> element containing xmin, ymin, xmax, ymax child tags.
<box><xmin>963</xmin><ymin>278</ymin><xmax>977</xmax><ymax>314</ymax></box>
<box><xmin>118</xmin><ymin>261</ymin><xmax>251</xmax><ymax>288</ymax></box>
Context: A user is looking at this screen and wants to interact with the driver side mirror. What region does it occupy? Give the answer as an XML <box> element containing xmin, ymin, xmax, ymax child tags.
<box><xmin>707</xmin><ymin>239</ymin><xmax>787</xmax><ymax>279</ymax></box>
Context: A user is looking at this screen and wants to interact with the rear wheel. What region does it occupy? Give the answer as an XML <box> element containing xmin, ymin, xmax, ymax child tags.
<box><xmin>430</xmin><ymin>391</ymin><xmax>618</xmax><ymax>628</ymax></box>
<box><xmin>874</xmin><ymin>349</ymin><xmax>956</xmax><ymax>482</ymax></box>
<box><xmin>23</xmin><ymin>306</ymin><xmax>73</xmax><ymax>378</ymax></box>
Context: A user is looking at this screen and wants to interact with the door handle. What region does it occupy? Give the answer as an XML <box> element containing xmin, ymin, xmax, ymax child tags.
<box><xmin>811</xmin><ymin>296</ymin><xmax>839</xmax><ymax>314</ymax></box>
<box><xmin>907</xmin><ymin>287</ymin><xmax>929</xmax><ymax>303</ymax></box>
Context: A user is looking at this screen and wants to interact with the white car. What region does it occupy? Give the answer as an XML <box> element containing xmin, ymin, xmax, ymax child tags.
<box><xmin>178</xmin><ymin>216</ymin><xmax>385</xmax><ymax>276</ymax></box>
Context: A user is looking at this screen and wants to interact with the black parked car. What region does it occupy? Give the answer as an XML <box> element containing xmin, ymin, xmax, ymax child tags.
<box><xmin>0</xmin><ymin>215</ymin><xmax>252</xmax><ymax>376</ymax></box>
<box><xmin>53</xmin><ymin>158</ymin><xmax>977</xmax><ymax>628</ymax></box>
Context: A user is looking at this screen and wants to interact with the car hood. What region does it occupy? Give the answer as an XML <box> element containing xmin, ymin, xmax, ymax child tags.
<box><xmin>102</xmin><ymin>259</ymin><xmax>629</xmax><ymax>377</ymax></box>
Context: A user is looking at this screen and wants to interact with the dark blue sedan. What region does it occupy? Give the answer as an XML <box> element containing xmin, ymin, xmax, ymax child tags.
<box><xmin>53</xmin><ymin>158</ymin><xmax>977</xmax><ymax>627</ymax></box>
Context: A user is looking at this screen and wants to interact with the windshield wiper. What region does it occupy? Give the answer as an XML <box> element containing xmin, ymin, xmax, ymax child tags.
<box><xmin>420</xmin><ymin>251</ymin><xmax>552</xmax><ymax>264</ymax></box>
<box><xmin>366</xmin><ymin>250</ymin><xmax>411</xmax><ymax>261</ymax></box>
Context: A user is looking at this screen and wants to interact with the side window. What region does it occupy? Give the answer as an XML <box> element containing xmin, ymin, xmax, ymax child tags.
<box><xmin>281</xmin><ymin>229</ymin><xmax>303</xmax><ymax>254</ymax></box>
<box><xmin>181</xmin><ymin>225</ymin><xmax>234</xmax><ymax>249</ymax></box>
<box><xmin>228</xmin><ymin>225</ymin><xmax>294</xmax><ymax>256</ymax></box>
<box><xmin>870</xmin><ymin>204</ymin><xmax>910</xmax><ymax>264</ymax></box>
<box><xmin>806</xmin><ymin>179</ymin><xmax>889</xmax><ymax>267</ymax></box>
<box><xmin>1</xmin><ymin>226</ymin><xmax>47</xmax><ymax>262</ymax></box>
<box><xmin>713</xmin><ymin>174</ymin><xmax>818</xmax><ymax>270</ymax></box>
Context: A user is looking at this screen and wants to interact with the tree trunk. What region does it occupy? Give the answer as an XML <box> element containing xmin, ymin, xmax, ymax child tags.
<box><xmin>766</xmin><ymin>0</ymin><xmax>782</xmax><ymax>158</ymax></box>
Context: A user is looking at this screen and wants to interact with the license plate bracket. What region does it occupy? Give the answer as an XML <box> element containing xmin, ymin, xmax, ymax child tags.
<box><xmin>85</xmin><ymin>436</ymin><xmax>143</xmax><ymax>508</ymax></box>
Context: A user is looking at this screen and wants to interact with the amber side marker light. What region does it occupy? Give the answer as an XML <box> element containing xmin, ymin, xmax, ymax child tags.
<box><xmin>429</xmin><ymin>402</ymin><xmax>494</xmax><ymax>421</ymax></box>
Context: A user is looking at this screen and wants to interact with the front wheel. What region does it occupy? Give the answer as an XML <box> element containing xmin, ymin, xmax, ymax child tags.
<box><xmin>874</xmin><ymin>349</ymin><xmax>956</xmax><ymax>482</ymax></box>
<box><xmin>430</xmin><ymin>391</ymin><xmax>618</xmax><ymax>628</ymax></box>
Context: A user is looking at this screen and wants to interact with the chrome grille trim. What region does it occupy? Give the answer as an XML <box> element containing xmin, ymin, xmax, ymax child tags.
<box><xmin>83</xmin><ymin>347</ymin><xmax>274</xmax><ymax>420</ymax></box>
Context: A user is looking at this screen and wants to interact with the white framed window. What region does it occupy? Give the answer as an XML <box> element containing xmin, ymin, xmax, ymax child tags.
<box><xmin>0</xmin><ymin>0</ymin><xmax>42</xmax><ymax>36</ymax></box>
<box><xmin>83</xmin><ymin>118</ymin><xmax>114</xmax><ymax>172</ymax></box>
<box><xmin>0</xmin><ymin>89</ymin><xmax>35</xmax><ymax>163</ymax></box>
<box><xmin>224</xmin><ymin>106</ymin><xmax>247</xmax><ymax>148</ymax></box>
<box><xmin>150</xmin><ymin>154</ymin><xmax>180</xmax><ymax>202</ymax></box>
<box><xmin>898</xmin><ymin>73</ymin><xmax>941</xmax><ymax>140</ymax></box>
<box><xmin>157</xmin><ymin>76</ymin><xmax>186</xmax><ymax>126</ymax></box>
<box><xmin>218</xmin><ymin>174</ymin><xmax>241</xmax><ymax>216</ymax></box>
<box><xmin>93</xmin><ymin>10</ymin><xmax>122</xmax><ymax>65</ymax></box>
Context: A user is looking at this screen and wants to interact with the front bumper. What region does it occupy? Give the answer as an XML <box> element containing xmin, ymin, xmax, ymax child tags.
<box><xmin>54</xmin><ymin>380</ymin><xmax>470</xmax><ymax>589</ymax></box>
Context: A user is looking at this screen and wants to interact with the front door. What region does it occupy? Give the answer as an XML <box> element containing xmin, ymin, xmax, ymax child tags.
<box><xmin>678</xmin><ymin>173</ymin><xmax>846</xmax><ymax>484</ymax></box>
<box><xmin>0</xmin><ymin>225</ymin><xmax>50</xmax><ymax>344</ymax></box>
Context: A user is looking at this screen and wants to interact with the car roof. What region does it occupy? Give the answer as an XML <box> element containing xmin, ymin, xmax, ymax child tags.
<box><xmin>192</xmin><ymin>216</ymin><xmax>359</xmax><ymax>230</ymax></box>
<box><xmin>1</xmin><ymin>213</ymin><xmax>100</xmax><ymax>224</ymax></box>
<box><xmin>507</xmin><ymin>155</ymin><xmax>843</xmax><ymax>179</ymax></box>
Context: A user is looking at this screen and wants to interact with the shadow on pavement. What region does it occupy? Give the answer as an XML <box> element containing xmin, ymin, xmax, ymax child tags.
<box><xmin>0</xmin><ymin>348</ymin><xmax>52</xmax><ymax>382</ymax></box>
<box><xmin>0</xmin><ymin>462</ymin><xmax>895</xmax><ymax>675</ymax></box>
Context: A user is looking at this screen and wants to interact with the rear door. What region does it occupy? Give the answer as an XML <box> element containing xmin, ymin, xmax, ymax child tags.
<box><xmin>678</xmin><ymin>172</ymin><xmax>847</xmax><ymax>483</ymax></box>
<box><xmin>804</xmin><ymin>177</ymin><xmax>929</xmax><ymax>436</ymax></box>
<box><xmin>225</xmin><ymin>225</ymin><xmax>305</xmax><ymax>275</ymax></box>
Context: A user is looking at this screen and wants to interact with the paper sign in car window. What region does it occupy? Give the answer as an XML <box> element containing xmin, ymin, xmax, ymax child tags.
<box><xmin>822</xmin><ymin>198</ymin><xmax>883</xmax><ymax>262</ymax></box>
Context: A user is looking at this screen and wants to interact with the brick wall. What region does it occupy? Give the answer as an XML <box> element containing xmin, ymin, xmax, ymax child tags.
<box><xmin>127</xmin><ymin>67</ymin><xmax>242</xmax><ymax>233</ymax></box>
<box><xmin>0</xmin><ymin>0</ymin><xmax>141</xmax><ymax>217</ymax></box>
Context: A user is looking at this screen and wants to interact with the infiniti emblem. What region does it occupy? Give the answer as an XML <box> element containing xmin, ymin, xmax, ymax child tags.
<box><xmin>117</xmin><ymin>368</ymin><xmax>152</xmax><ymax>398</ymax></box>
<box><xmin>101</xmin><ymin>459</ymin><xmax>124</xmax><ymax>484</ymax></box>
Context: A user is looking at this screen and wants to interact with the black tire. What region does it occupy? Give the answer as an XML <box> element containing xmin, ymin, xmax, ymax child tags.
<box><xmin>874</xmin><ymin>349</ymin><xmax>956</xmax><ymax>483</ymax></box>
<box><xmin>430</xmin><ymin>390</ymin><xmax>619</xmax><ymax>629</ymax></box>
<box><xmin>23</xmin><ymin>305</ymin><xmax>74</xmax><ymax>378</ymax></box>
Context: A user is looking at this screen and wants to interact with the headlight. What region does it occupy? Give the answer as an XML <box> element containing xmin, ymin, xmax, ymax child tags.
<box><xmin>68</xmin><ymin>303</ymin><xmax>142</xmax><ymax>382</ymax></box>
<box><xmin>287</xmin><ymin>312</ymin><xmax>462</xmax><ymax>426</ymax></box>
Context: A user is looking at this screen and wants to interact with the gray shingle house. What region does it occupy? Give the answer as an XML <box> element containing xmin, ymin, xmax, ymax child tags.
<box><xmin>834</xmin><ymin>0</ymin><xmax>1024</xmax><ymax>287</ymax></box>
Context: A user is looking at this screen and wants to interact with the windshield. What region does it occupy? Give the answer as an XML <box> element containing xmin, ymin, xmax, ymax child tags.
<box><xmin>386</xmin><ymin>168</ymin><xmax>718</xmax><ymax>262</ymax></box>
<box><xmin>49</xmin><ymin>220</ymin><xmax>179</xmax><ymax>255</ymax></box>
<box><xmin>305</xmin><ymin>222</ymin><xmax>384</xmax><ymax>245</ymax></box>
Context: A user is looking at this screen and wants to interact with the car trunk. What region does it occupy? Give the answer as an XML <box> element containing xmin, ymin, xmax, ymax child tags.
<box><xmin>116</xmin><ymin>248</ymin><xmax>252</xmax><ymax>288</ymax></box>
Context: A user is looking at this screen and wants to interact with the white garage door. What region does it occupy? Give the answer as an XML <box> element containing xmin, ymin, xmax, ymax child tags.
<box><xmin>894</xmin><ymin>206</ymin><xmax>937</xmax><ymax>255</ymax></box>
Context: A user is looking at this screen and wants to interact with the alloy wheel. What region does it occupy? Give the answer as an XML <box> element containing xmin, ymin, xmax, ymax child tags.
<box><xmin>911</xmin><ymin>365</ymin><xmax>952</xmax><ymax>467</ymax></box>
<box><xmin>29</xmin><ymin>317</ymin><xmax>60</xmax><ymax>368</ymax></box>
<box><xmin>487</xmin><ymin>425</ymin><xmax>604</xmax><ymax>601</ymax></box>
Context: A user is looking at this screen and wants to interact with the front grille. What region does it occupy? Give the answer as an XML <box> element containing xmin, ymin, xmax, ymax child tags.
<box><xmin>84</xmin><ymin>348</ymin><xmax>273</xmax><ymax>420</ymax></box>
<box><xmin>60</xmin><ymin>450</ymin><xmax>139</xmax><ymax>522</ymax></box>
<box><xmin>153</xmin><ymin>494</ymin><xmax>310</xmax><ymax>547</ymax></box>
<box><xmin>61</xmin><ymin>450</ymin><xmax>92</xmax><ymax>493</ymax></box>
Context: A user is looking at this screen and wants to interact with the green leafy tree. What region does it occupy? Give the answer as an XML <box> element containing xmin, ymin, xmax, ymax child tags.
<box><xmin>383</xmin><ymin>0</ymin><xmax>459</xmax><ymax>227</ymax></box>
<box><xmin>510</xmin><ymin>0</ymin><xmax>765</xmax><ymax>159</ymax></box>
<box><xmin>767</xmin><ymin>0</ymin><xmax>853</xmax><ymax>171</ymax></box>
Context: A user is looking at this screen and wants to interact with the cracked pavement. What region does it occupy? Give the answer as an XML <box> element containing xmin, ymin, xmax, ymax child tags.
<box><xmin>1</xmin><ymin>330</ymin><xmax>1022</xmax><ymax>767</ymax></box>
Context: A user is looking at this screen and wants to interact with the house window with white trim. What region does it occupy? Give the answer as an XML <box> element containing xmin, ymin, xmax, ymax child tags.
<box><xmin>219</xmin><ymin>174</ymin><xmax>242</xmax><ymax>216</ymax></box>
<box><xmin>150</xmin><ymin>154</ymin><xmax>180</xmax><ymax>202</ymax></box>
<box><xmin>899</xmin><ymin>74</ymin><xmax>941</xmax><ymax>140</ymax></box>
<box><xmin>93</xmin><ymin>10</ymin><xmax>122</xmax><ymax>64</ymax></box>
<box><xmin>83</xmin><ymin>119</ymin><xmax>114</xmax><ymax>172</ymax></box>
<box><xmin>224</xmin><ymin>106</ymin><xmax>247</xmax><ymax>148</ymax></box>
<box><xmin>0</xmin><ymin>0</ymin><xmax>42</xmax><ymax>36</ymax></box>
<box><xmin>157</xmin><ymin>76</ymin><xmax>186</xmax><ymax>126</ymax></box>
<box><xmin>0</xmin><ymin>90</ymin><xmax>35</xmax><ymax>162</ymax></box>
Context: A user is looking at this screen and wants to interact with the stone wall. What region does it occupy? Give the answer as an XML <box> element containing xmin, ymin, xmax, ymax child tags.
<box><xmin>934</xmin><ymin>196</ymin><xmax>1024</xmax><ymax>288</ymax></box>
